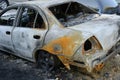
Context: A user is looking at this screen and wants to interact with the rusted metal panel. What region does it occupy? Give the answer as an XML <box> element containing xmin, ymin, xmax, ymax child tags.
<box><xmin>41</xmin><ymin>1</ymin><xmax>120</xmax><ymax>72</ymax></box>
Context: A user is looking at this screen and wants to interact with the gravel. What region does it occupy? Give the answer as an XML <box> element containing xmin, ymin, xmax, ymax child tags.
<box><xmin>0</xmin><ymin>50</ymin><xmax>120</xmax><ymax>80</ymax></box>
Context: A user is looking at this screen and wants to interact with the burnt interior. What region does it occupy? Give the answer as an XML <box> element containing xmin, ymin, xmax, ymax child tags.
<box><xmin>49</xmin><ymin>2</ymin><xmax>97</xmax><ymax>27</ymax></box>
<box><xmin>19</xmin><ymin>7</ymin><xmax>45</xmax><ymax>29</ymax></box>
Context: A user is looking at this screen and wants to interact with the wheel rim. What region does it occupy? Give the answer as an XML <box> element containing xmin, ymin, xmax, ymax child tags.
<box><xmin>37</xmin><ymin>51</ymin><xmax>55</xmax><ymax>72</ymax></box>
<box><xmin>0</xmin><ymin>1</ymin><xmax>8</xmax><ymax>10</ymax></box>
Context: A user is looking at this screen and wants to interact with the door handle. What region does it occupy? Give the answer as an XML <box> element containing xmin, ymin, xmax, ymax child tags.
<box><xmin>33</xmin><ymin>35</ymin><xmax>40</xmax><ymax>39</ymax></box>
<box><xmin>6</xmin><ymin>31</ymin><xmax>11</xmax><ymax>35</ymax></box>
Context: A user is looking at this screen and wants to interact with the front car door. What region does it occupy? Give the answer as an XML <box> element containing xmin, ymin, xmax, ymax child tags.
<box><xmin>0</xmin><ymin>6</ymin><xmax>19</xmax><ymax>53</ymax></box>
<box><xmin>12</xmin><ymin>5</ymin><xmax>48</xmax><ymax>60</ymax></box>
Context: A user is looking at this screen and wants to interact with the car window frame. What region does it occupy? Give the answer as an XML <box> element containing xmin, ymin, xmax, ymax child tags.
<box><xmin>16</xmin><ymin>4</ymin><xmax>48</xmax><ymax>30</ymax></box>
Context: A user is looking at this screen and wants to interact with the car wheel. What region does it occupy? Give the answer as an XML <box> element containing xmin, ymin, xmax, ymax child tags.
<box><xmin>0</xmin><ymin>0</ymin><xmax>9</xmax><ymax>10</ymax></box>
<box><xmin>37</xmin><ymin>51</ymin><xmax>60</xmax><ymax>72</ymax></box>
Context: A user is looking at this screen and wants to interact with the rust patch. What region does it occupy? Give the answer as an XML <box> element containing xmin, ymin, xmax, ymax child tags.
<box><xmin>58</xmin><ymin>56</ymin><xmax>71</xmax><ymax>70</ymax></box>
<box><xmin>94</xmin><ymin>63</ymin><xmax>104</xmax><ymax>71</ymax></box>
<box><xmin>43</xmin><ymin>35</ymin><xmax>76</xmax><ymax>57</ymax></box>
<box><xmin>42</xmin><ymin>32</ymin><xmax>83</xmax><ymax>69</ymax></box>
<box><xmin>43</xmin><ymin>32</ymin><xmax>83</xmax><ymax>57</ymax></box>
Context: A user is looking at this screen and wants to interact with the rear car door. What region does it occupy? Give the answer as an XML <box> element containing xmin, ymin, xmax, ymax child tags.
<box><xmin>12</xmin><ymin>6</ymin><xmax>48</xmax><ymax>58</ymax></box>
<box><xmin>0</xmin><ymin>6</ymin><xmax>19</xmax><ymax>52</ymax></box>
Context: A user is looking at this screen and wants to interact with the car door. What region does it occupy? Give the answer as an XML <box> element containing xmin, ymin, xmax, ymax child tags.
<box><xmin>0</xmin><ymin>6</ymin><xmax>19</xmax><ymax>53</ymax></box>
<box><xmin>12</xmin><ymin>6</ymin><xmax>48</xmax><ymax>59</ymax></box>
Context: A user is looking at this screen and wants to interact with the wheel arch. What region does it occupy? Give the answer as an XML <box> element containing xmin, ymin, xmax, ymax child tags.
<box><xmin>33</xmin><ymin>49</ymin><xmax>61</xmax><ymax>63</ymax></box>
<box><xmin>33</xmin><ymin>49</ymin><xmax>63</xmax><ymax>69</ymax></box>
<box><xmin>33</xmin><ymin>49</ymin><xmax>46</xmax><ymax>62</ymax></box>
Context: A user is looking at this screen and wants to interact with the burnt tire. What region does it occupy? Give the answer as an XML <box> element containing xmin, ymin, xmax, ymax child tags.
<box><xmin>36</xmin><ymin>51</ymin><xmax>60</xmax><ymax>72</ymax></box>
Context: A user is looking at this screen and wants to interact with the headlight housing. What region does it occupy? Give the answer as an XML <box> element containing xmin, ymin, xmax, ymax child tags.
<box><xmin>83</xmin><ymin>36</ymin><xmax>102</xmax><ymax>55</ymax></box>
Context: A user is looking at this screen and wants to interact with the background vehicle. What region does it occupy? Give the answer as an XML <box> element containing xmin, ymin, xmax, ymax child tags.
<box><xmin>78</xmin><ymin>0</ymin><xmax>119</xmax><ymax>14</ymax></box>
<box><xmin>0</xmin><ymin>0</ymin><xmax>9</xmax><ymax>10</ymax></box>
<box><xmin>0</xmin><ymin>0</ymin><xmax>32</xmax><ymax>10</ymax></box>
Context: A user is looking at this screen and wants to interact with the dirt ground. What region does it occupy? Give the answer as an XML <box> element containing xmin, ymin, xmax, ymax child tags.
<box><xmin>0</xmin><ymin>51</ymin><xmax>120</xmax><ymax>80</ymax></box>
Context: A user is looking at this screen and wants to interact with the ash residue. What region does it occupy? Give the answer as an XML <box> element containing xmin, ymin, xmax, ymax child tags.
<box><xmin>0</xmin><ymin>51</ymin><xmax>120</xmax><ymax>80</ymax></box>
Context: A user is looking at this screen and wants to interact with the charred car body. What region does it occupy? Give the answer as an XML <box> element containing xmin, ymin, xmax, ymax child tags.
<box><xmin>0</xmin><ymin>0</ymin><xmax>120</xmax><ymax>72</ymax></box>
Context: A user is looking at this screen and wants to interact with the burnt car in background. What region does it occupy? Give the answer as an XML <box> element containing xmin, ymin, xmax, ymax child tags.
<box><xmin>0</xmin><ymin>0</ymin><xmax>120</xmax><ymax>72</ymax></box>
<box><xmin>0</xmin><ymin>0</ymin><xmax>32</xmax><ymax>10</ymax></box>
<box><xmin>0</xmin><ymin>0</ymin><xmax>9</xmax><ymax>10</ymax></box>
<box><xmin>73</xmin><ymin>0</ymin><xmax>120</xmax><ymax>16</ymax></box>
<box><xmin>78</xmin><ymin>0</ymin><xmax>120</xmax><ymax>14</ymax></box>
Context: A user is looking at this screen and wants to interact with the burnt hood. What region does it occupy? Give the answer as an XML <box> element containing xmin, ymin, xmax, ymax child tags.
<box><xmin>77</xmin><ymin>0</ymin><xmax>118</xmax><ymax>13</ymax></box>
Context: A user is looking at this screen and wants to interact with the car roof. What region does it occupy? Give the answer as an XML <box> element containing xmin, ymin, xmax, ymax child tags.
<box><xmin>20</xmin><ymin>0</ymin><xmax>74</xmax><ymax>8</ymax></box>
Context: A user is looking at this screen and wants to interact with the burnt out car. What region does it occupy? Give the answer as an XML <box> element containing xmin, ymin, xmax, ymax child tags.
<box><xmin>0</xmin><ymin>0</ymin><xmax>33</xmax><ymax>10</ymax></box>
<box><xmin>0</xmin><ymin>0</ymin><xmax>120</xmax><ymax>72</ymax></box>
